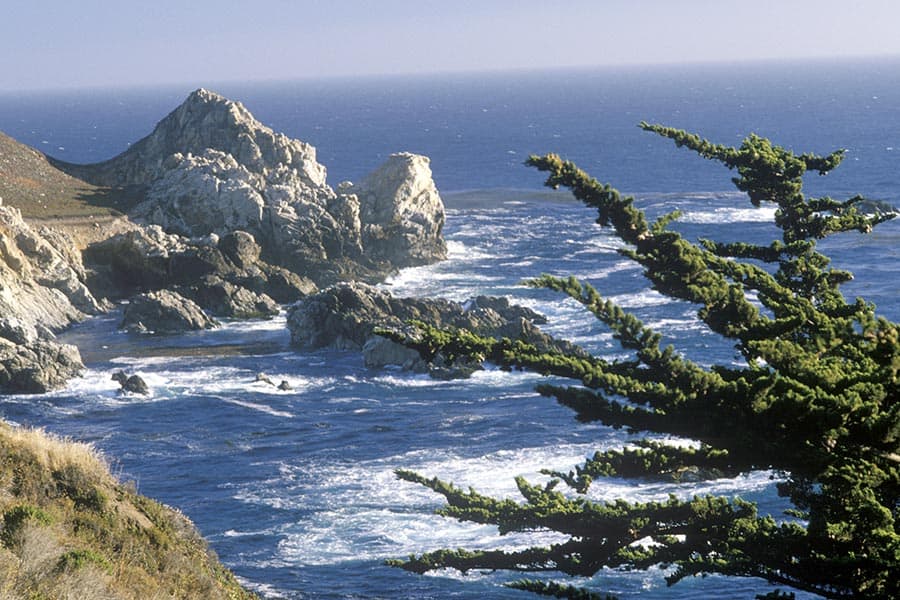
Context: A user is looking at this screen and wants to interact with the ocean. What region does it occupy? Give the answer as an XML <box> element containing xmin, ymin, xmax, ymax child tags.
<box><xmin>1</xmin><ymin>58</ymin><xmax>898</xmax><ymax>598</ymax></box>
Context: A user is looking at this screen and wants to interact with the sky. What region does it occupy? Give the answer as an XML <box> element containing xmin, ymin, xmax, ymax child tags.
<box><xmin>3</xmin><ymin>0</ymin><xmax>900</xmax><ymax>92</ymax></box>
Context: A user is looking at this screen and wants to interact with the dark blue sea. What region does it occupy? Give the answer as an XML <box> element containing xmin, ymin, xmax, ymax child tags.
<box><xmin>1</xmin><ymin>59</ymin><xmax>898</xmax><ymax>599</ymax></box>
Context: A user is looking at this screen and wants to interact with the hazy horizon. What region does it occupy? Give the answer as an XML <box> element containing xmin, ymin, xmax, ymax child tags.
<box><xmin>4</xmin><ymin>0</ymin><xmax>900</xmax><ymax>93</ymax></box>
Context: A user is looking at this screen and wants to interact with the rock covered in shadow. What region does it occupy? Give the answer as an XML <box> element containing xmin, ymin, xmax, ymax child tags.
<box><xmin>287</xmin><ymin>282</ymin><xmax>585</xmax><ymax>378</ymax></box>
<box><xmin>177</xmin><ymin>275</ymin><xmax>279</xmax><ymax>319</ymax></box>
<box><xmin>120</xmin><ymin>290</ymin><xmax>218</xmax><ymax>334</ymax></box>
<box><xmin>85</xmin><ymin>227</ymin><xmax>315</xmax><ymax>316</ymax></box>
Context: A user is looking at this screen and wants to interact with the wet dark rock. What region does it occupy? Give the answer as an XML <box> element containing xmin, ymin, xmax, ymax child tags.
<box><xmin>178</xmin><ymin>275</ymin><xmax>279</xmax><ymax>319</ymax></box>
<box><xmin>120</xmin><ymin>290</ymin><xmax>218</xmax><ymax>334</ymax></box>
<box><xmin>0</xmin><ymin>338</ymin><xmax>83</xmax><ymax>394</ymax></box>
<box><xmin>112</xmin><ymin>370</ymin><xmax>150</xmax><ymax>395</ymax></box>
<box><xmin>287</xmin><ymin>282</ymin><xmax>584</xmax><ymax>378</ymax></box>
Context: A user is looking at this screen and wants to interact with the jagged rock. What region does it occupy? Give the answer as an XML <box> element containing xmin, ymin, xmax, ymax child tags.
<box><xmin>112</xmin><ymin>370</ymin><xmax>150</xmax><ymax>395</ymax></box>
<box><xmin>0</xmin><ymin>317</ymin><xmax>38</xmax><ymax>346</ymax></box>
<box><xmin>178</xmin><ymin>275</ymin><xmax>279</xmax><ymax>319</ymax></box>
<box><xmin>342</xmin><ymin>152</ymin><xmax>447</xmax><ymax>268</ymax></box>
<box><xmin>0</xmin><ymin>206</ymin><xmax>106</xmax><ymax>330</ymax></box>
<box><xmin>0</xmin><ymin>206</ymin><xmax>104</xmax><ymax>393</ymax></box>
<box><xmin>121</xmin><ymin>290</ymin><xmax>218</xmax><ymax>334</ymax></box>
<box><xmin>83</xmin><ymin>225</ymin><xmax>184</xmax><ymax>297</ymax></box>
<box><xmin>85</xmin><ymin>227</ymin><xmax>316</xmax><ymax>309</ymax></box>
<box><xmin>287</xmin><ymin>282</ymin><xmax>582</xmax><ymax>377</ymax></box>
<box><xmin>0</xmin><ymin>338</ymin><xmax>83</xmax><ymax>394</ymax></box>
<box><xmin>63</xmin><ymin>89</ymin><xmax>446</xmax><ymax>284</ymax></box>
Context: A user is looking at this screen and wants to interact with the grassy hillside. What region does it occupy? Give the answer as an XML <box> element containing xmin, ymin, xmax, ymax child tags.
<box><xmin>0</xmin><ymin>132</ymin><xmax>141</xmax><ymax>247</ymax></box>
<box><xmin>0</xmin><ymin>422</ymin><xmax>256</xmax><ymax>600</ymax></box>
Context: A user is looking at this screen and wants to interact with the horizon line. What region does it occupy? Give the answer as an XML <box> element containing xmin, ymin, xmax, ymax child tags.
<box><xmin>3</xmin><ymin>52</ymin><xmax>900</xmax><ymax>96</ymax></box>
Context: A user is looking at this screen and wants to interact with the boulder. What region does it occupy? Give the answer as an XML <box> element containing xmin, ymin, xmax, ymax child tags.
<box><xmin>84</xmin><ymin>227</ymin><xmax>316</xmax><ymax>308</ymax></box>
<box><xmin>0</xmin><ymin>338</ymin><xmax>83</xmax><ymax>394</ymax></box>
<box><xmin>218</xmin><ymin>230</ymin><xmax>261</xmax><ymax>268</ymax></box>
<box><xmin>121</xmin><ymin>290</ymin><xmax>218</xmax><ymax>334</ymax></box>
<box><xmin>342</xmin><ymin>152</ymin><xmax>447</xmax><ymax>268</ymax></box>
<box><xmin>178</xmin><ymin>275</ymin><xmax>279</xmax><ymax>319</ymax></box>
<box><xmin>112</xmin><ymin>370</ymin><xmax>150</xmax><ymax>395</ymax></box>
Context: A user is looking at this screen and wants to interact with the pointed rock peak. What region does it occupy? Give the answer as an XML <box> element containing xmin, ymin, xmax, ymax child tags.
<box><xmin>179</xmin><ymin>88</ymin><xmax>238</xmax><ymax>114</ymax></box>
<box><xmin>75</xmin><ymin>88</ymin><xmax>328</xmax><ymax>190</ymax></box>
<box><xmin>188</xmin><ymin>88</ymin><xmax>224</xmax><ymax>102</ymax></box>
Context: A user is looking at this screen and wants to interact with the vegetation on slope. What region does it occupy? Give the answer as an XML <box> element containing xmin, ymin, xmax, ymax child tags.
<box><xmin>388</xmin><ymin>126</ymin><xmax>899</xmax><ymax>598</ymax></box>
<box><xmin>0</xmin><ymin>421</ymin><xmax>256</xmax><ymax>600</ymax></box>
<box><xmin>0</xmin><ymin>132</ymin><xmax>140</xmax><ymax>247</ymax></box>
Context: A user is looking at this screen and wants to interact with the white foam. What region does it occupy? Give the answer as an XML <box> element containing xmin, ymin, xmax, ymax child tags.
<box><xmin>679</xmin><ymin>205</ymin><xmax>778</xmax><ymax>224</ymax></box>
<box><xmin>608</xmin><ymin>290</ymin><xmax>675</xmax><ymax>308</ymax></box>
<box><xmin>234</xmin><ymin>435</ymin><xmax>781</xmax><ymax>569</ymax></box>
<box><xmin>224</xmin><ymin>398</ymin><xmax>294</xmax><ymax>418</ymax></box>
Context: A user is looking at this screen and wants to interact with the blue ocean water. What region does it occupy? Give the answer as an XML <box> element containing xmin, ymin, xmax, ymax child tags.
<box><xmin>1</xmin><ymin>60</ymin><xmax>899</xmax><ymax>598</ymax></box>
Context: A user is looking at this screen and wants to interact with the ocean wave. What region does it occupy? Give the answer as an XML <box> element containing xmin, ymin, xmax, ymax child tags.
<box><xmin>679</xmin><ymin>205</ymin><xmax>778</xmax><ymax>224</ymax></box>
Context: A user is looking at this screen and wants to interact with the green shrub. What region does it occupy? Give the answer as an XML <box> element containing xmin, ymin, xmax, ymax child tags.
<box><xmin>1</xmin><ymin>504</ymin><xmax>52</xmax><ymax>547</ymax></box>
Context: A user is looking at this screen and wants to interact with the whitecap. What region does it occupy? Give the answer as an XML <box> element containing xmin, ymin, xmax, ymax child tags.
<box><xmin>223</xmin><ymin>398</ymin><xmax>293</xmax><ymax>418</ymax></box>
<box><xmin>679</xmin><ymin>206</ymin><xmax>778</xmax><ymax>224</ymax></box>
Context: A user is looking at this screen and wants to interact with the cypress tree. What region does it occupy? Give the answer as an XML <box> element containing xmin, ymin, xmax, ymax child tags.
<box><xmin>386</xmin><ymin>125</ymin><xmax>899</xmax><ymax>599</ymax></box>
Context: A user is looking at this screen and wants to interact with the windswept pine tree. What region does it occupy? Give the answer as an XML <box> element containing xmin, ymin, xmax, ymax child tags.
<box><xmin>386</xmin><ymin>125</ymin><xmax>900</xmax><ymax>599</ymax></box>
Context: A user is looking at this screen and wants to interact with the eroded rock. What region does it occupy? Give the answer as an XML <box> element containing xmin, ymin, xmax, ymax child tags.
<box><xmin>287</xmin><ymin>282</ymin><xmax>583</xmax><ymax>378</ymax></box>
<box><xmin>121</xmin><ymin>290</ymin><xmax>218</xmax><ymax>334</ymax></box>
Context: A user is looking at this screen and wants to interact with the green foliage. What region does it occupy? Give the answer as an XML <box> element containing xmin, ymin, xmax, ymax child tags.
<box><xmin>1</xmin><ymin>504</ymin><xmax>53</xmax><ymax>547</ymax></box>
<box><xmin>55</xmin><ymin>548</ymin><xmax>111</xmax><ymax>573</ymax></box>
<box><xmin>390</xmin><ymin>126</ymin><xmax>899</xmax><ymax>598</ymax></box>
<box><xmin>506</xmin><ymin>579</ymin><xmax>617</xmax><ymax>599</ymax></box>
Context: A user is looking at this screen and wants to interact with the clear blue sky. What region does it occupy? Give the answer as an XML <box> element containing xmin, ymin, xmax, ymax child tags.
<box><xmin>3</xmin><ymin>0</ymin><xmax>900</xmax><ymax>92</ymax></box>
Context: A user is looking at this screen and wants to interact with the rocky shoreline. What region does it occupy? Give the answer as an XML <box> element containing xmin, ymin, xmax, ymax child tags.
<box><xmin>0</xmin><ymin>88</ymin><xmax>569</xmax><ymax>395</ymax></box>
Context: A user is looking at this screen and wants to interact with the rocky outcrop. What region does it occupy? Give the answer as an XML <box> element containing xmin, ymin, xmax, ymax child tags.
<box><xmin>286</xmin><ymin>282</ymin><xmax>583</xmax><ymax>377</ymax></box>
<box><xmin>84</xmin><ymin>227</ymin><xmax>315</xmax><ymax>313</ymax></box>
<box><xmin>0</xmin><ymin>338</ymin><xmax>83</xmax><ymax>393</ymax></box>
<box><xmin>0</xmin><ymin>206</ymin><xmax>106</xmax><ymax>329</ymax></box>
<box><xmin>120</xmin><ymin>290</ymin><xmax>218</xmax><ymax>334</ymax></box>
<box><xmin>62</xmin><ymin>89</ymin><xmax>446</xmax><ymax>284</ymax></box>
<box><xmin>179</xmin><ymin>275</ymin><xmax>279</xmax><ymax>319</ymax></box>
<box><xmin>112</xmin><ymin>370</ymin><xmax>150</xmax><ymax>395</ymax></box>
<box><xmin>0</xmin><ymin>205</ymin><xmax>107</xmax><ymax>393</ymax></box>
<box><xmin>339</xmin><ymin>153</ymin><xmax>446</xmax><ymax>269</ymax></box>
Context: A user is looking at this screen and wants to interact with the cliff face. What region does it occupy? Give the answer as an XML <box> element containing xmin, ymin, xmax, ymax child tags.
<box><xmin>63</xmin><ymin>89</ymin><xmax>446</xmax><ymax>284</ymax></box>
<box><xmin>0</xmin><ymin>203</ymin><xmax>108</xmax><ymax>393</ymax></box>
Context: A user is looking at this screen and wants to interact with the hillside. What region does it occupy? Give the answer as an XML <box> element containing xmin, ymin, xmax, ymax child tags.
<box><xmin>0</xmin><ymin>422</ymin><xmax>257</xmax><ymax>599</ymax></box>
<box><xmin>0</xmin><ymin>132</ymin><xmax>138</xmax><ymax>247</ymax></box>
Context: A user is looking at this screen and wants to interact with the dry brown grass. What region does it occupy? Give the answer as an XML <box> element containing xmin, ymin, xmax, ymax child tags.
<box><xmin>0</xmin><ymin>424</ymin><xmax>112</xmax><ymax>487</ymax></box>
<box><xmin>0</xmin><ymin>422</ymin><xmax>257</xmax><ymax>600</ymax></box>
